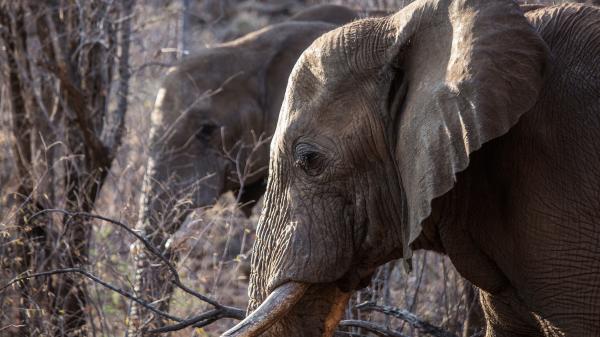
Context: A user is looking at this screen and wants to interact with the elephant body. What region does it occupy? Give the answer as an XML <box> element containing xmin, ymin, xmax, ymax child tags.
<box><xmin>418</xmin><ymin>8</ymin><xmax>600</xmax><ymax>333</ymax></box>
<box><xmin>440</xmin><ymin>7</ymin><xmax>600</xmax><ymax>333</ymax></box>
<box><xmin>223</xmin><ymin>2</ymin><xmax>600</xmax><ymax>337</ymax></box>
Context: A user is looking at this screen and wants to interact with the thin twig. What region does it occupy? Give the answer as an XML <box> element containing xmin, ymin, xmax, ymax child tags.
<box><xmin>29</xmin><ymin>209</ymin><xmax>225</xmax><ymax>307</ymax></box>
<box><xmin>356</xmin><ymin>302</ymin><xmax>458</xmax><ymax>337</ymax></box>
<box><xmin>0</xmin><ymin>268</ymin><xmax>181</xmax><ymax>322</ymax></box>
<box><xmin>147</xmin><ymin>306</ymin><xmax>244</xmax><ymax>334</ymax></box>
<box><xmin>18</xmin><ymin>209</ymin><xmax>246</xmax><ymax>333</ymax></box>
<box><xmin>339</xmin><ymin>320</ymin><xmax>407</xmax><ymax>337</ymax></box>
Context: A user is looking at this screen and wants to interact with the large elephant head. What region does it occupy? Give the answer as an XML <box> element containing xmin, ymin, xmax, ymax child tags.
<box><xmin>224</xmin><ymin>0</ymin><xmax>548</xmax><ymax>336</ymax></box>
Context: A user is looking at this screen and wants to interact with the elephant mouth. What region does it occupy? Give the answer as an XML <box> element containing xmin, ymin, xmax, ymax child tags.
<box><xmin>221</xmin><ymin>282</ymin><xmax>351</xmax><ymax>337</ymax></box>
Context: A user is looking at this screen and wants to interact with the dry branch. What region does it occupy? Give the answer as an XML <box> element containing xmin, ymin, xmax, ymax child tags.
<box><xmin>1</xmin><ymin>1</ymin><xmax>137</xmax><ymax>333</ymax></box>
<box><xmin>339</xmin><ymin>320</ymin><xmax>407</xmax><ymax>337</ymax></box>
<box><xmin>356</xmin><ymin>302</ymin><xmax>458</xmax><ymax>337</ymax></box>
<box><xmin>0</xmin><ymin>209</ymin><xmax>245</xmax><ymax>334</ymax></box>
<box><xmin>0</xmin><ymin>268</ymin><xmax>181</xmax><ymax>322</ymax></box>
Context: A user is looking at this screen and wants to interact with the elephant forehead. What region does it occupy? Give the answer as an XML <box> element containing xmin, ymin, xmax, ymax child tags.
<box><xmin>273</xmin><ymin>26</ymin><xmax>380</xmax><ymax>150</ymax></box>
<box><xmin>292</xmin><ymin>30</ymin><xmax>351</xmax><ymax>89</ymax></box>
<box><xmin>282</xmin><ymin>49</ymin><xmax>356</xmax><ymax>122</ymax></box>
<box><xmin>284</xmin><ymin>19</ymin><xmax>387</xmax><ymax>117</ymax></box>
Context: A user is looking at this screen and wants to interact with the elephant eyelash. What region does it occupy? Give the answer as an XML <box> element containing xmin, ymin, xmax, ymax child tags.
<box><xmin>294</xmin><ymin>152</ymin><xmax>317</xmax><ymax>169</ymax></box>
<box><xmin>294</xmin><ymin>143</ymin><xmax>324</xmax><ymax>176</ymax></box>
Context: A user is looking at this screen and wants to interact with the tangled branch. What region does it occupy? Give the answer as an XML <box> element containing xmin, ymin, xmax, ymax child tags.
<box><xmin>339</xmin><ymin>320</ymin><xmax>407</xmax><ymax>337</ymax></box>
<box><xmin>1</xmin><ymin>268</ymin><xmax>180</xmax><ymax>322</ymax></box>
<box><xmin>0</xmin><ymin>209</ymin><xmax>245</xmax><ymax>334</ymax></box>
<box><xmin>356</xmin><ymin>302</ymin><xmax>458</xmax><ymax>337</ymax></box>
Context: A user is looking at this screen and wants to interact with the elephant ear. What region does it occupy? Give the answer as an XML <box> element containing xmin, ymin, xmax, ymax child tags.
<box><xmin>382</xmin><ymin>0</ymin><xmax>548</xmax><ymax>251</ymax></box>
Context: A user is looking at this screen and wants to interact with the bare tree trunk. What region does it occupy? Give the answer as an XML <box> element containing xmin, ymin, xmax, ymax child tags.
<box><xmin>1</xmin><ymin>9</ymin><xmax>33</xmax><ymax>337</ymax></box>
<box><xmin>1</xmin><ymin>0</ymin><xmax>133</xmax><ymax>334</ymax></box>
<box><xmin>0</xmin><ymin>6</ymin><xmax>48</xmax><ymax>335</ymax></box>
<box><xmin>178</xmin><ymin>0</ymin><xmax>191</xmax><ymax>59</ymax></box>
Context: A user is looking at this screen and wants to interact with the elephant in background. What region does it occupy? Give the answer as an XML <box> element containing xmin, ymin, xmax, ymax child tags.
<box><xmin>222</xmin><ymin>1</ymin><xmax>600</xmax><ymax>337</ymax></box>
<box><xmin>126</xmin><ymin>4</ymin><xmax>359</xmax><ymax>334</ymax></box>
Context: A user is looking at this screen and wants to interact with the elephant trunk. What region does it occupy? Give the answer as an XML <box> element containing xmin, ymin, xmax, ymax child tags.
<box><xmin>236</xmin><ymin>162</ymin><xmax>355</xmax><ymax>337</ymax></box>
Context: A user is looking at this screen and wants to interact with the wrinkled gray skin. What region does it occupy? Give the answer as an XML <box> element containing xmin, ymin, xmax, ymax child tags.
<box><xmin>129</xmin><ymin>5</ymin><xmax>358</xmax><ymax>332</ymax></box>
<box><xmin>244</xmin><ymin>1</ymin><xmax>600</xmax><ymax>336</ymax></box>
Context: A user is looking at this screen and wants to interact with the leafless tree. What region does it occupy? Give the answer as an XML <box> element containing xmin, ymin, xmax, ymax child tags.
<box><xmin>0</xmin><ymin>0</ymin><xmax>134</xmax><ymax>335</ymax></box>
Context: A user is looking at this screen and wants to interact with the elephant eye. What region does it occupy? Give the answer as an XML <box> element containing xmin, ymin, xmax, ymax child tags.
<box><xmin>294</xmin><ymin>143</ymin><xmax>324</xmax><ymax>176</ymax></box>
<box><xmin>195</xmin><ymin>122</ymin><xmax>218</xmax><ymax>140</ymax></box>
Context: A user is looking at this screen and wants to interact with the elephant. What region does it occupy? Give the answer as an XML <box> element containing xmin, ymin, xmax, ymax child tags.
<box><xmin>222</xmin><ymin>1</ymin><xmax>600</xmax><ymax>337</ymax></box>
<box><xmin>288</xmin><ymin>4</ymin><xmax>361</xmax><ymax>25</ymax></box>
<box><xmin>127</xmin><ymin>4</ymin><xmax>359</xmax><ymax>334</ymax></box>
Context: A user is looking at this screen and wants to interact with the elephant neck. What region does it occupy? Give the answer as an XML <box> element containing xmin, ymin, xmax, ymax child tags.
<box><xmin>409</xmin><ymin>190</ymin><xmax>454</xmax><ymax>254</ymax></box>
<box><xmin>408</xmin><ymin>161</ymin><xmax>480</xmax><ymax>254</ymax></box>
<box><xmin>411</xmin><ymin>151</ymin><xmax>512</xmax><ymax>295</ymax></box>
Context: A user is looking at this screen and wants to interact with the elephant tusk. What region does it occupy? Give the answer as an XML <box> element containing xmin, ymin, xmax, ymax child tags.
<box><xmin>220</xmin><ymin>282</ymin><xmax>309</xmax><ymax>337</ymax></box>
